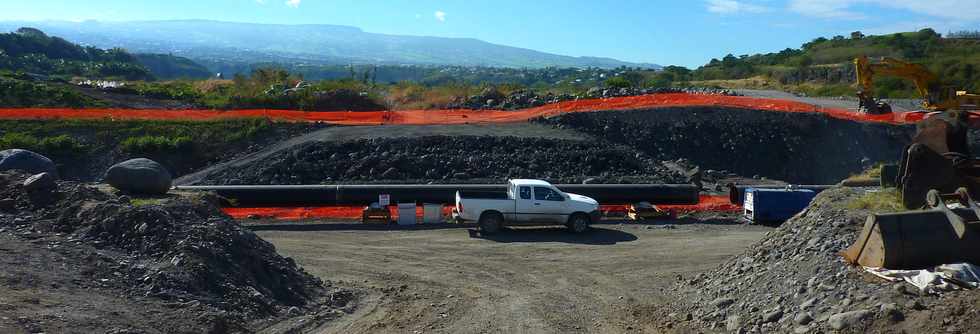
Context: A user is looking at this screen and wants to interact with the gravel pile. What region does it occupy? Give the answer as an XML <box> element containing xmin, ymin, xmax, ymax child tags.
<box><xmin>657</xmin><ymin>187</ymin><xmax>980</xmax><ymax>333</ymax></box>
<box><xmin>450</xmin><ymin>87</ymin><xmax>739</xmax><ymax>110</ymax></box>
<box><xmin>200</xmin><ymin>136</ymin><xmax>694</xmax><ymax>185</ymax></box>
<box><xmin>0</xmin><ymin>171</ymin><xmax>354</xmax><ymax>331</ymax></box>
<box><xmin>537</xmin><ymin>107</ymin><xmax>914</xmax><ymax>184</ymax></box>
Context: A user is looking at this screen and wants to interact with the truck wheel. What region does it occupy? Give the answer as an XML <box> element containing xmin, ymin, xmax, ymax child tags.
<box><xmin>568</xmin><ymin>213</ymin><xmax>590</xmax><ymax>233</ymax></box>
<box><xmin>478</xmin><ymin>212</ymin><xmax>503</xmax><ymax>234</ymax></box>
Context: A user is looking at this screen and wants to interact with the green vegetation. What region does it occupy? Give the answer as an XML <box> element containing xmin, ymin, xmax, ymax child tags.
<box><xmin>121</xmin><ymin>135</ymin><xmax>194</xmax><ymax>154</ymax></box>
<box><xmin>0</xmin><ymin>27</ymin><xmax>152</xmax><ymax>80</ymax></box>
<box><xmin>847</xmin><ymin>189</ymin><xmax>906</xmax><ymax>212</ymax></box>
<box><xmin>682</xmin><ymin>29</ymin><xmax>980</xmax><ymax>97</ymax></box>
<box><xmin>2</xmin><ymin>27</ymin><xmax>979</xmax><ymax>110</ymax></box>
<box><xmin>0</xmin><ymin>132</ymin><xmax>88</xmax><ymax>157</ymax></box>
<box><xmin>0</xmin><ymin>72</ymin><xmax>105</xmax><ymax>107</ymax></box>
<box><xmin>0</xmin><ymin>118</ymin><xmax>298</xmax><ymax>177</ymax></box>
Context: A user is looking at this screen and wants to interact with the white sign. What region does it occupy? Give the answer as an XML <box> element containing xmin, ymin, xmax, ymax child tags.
<box><xmin>379</xmin><ymin>194</ymin><xmax>390</xmax><ymax>206</ymax></box>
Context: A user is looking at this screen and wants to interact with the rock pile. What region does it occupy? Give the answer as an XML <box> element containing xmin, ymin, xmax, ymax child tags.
<box><xmin>0</xmin><ymin>171</ymin><xmax>353</xmax><ymax>331</ymax></box>
<box><xmin>450</xmin><ymin>87</ymin><xmax>739</xmax><ymax>110</ymax></box>
<box><xmin>659</xmin><ymin>187</ymin><xmax>980</xmax><ymax>333</ymax></box>
<box><xmin>537</xmin><ymin>107</ymin><xmax>914</xmax><ymax>184</ymax></box>
<box><xmin>200</xmin><ymin>136</ymin><xmax>693</xmax><ymax>185</ymax></box>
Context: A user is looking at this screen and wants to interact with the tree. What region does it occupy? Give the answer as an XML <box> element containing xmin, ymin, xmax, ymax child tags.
<box><xmin>851</xmin><ymin>31</ymin><xmax>865</xmax><ymax>39</ymax></box>
<box><xmin>621</xmin><ymin>71</ymin><xmax>645</xmax><ymax>87</ymax></box>
<box><xmin>605</xmin><ymin>76</ymin><xmax>631</xmax><ymax>89</ymax></box>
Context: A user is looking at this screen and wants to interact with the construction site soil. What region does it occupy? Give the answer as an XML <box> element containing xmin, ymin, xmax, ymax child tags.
<box><xmin>536</xmin><ymin>107</ymin><xmax>916</xmax><ymax>185</ymax></box>
<box><xmin>190</xmin><ymin>107</ymin><xmax>918</xmax><ymax>186</ymax></box>
<box><xmin>199</xmin><ymin>136</ymin><xmax>692</xmax><ymax>185</ymax></box>
<box><xmin>636</xmin><ymin>187</ymin><xmax>980</xmax><ymax>334</ymax></box>
<box><xmin>6</xmin><ymin>98</ymin><xmax>980</xmax><ymax>333</ymax></box>
<box><xmin>253</xmin><ymin>218</ymin><xmax>770</xmax><ymax>333</ymax></box>
<box><xmin>0</xmin><ymin>171</ymin><xmax>356</xmax><ymax>333</ymax></box>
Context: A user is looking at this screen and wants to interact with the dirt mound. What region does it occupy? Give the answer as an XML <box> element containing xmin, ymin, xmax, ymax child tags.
<box><xmin>198</xmin><ymin>136</ymin><xmax>694</xmax><ymax>185</ymax></box>
<box><xmin>0</xmin><ymin>171</ymin><xmax>354</xmax><ymax>332</ymax></box>
<box><xmin>537</xmin><ymin>107</ymin><xmax>915</xmax><ymax>184</ymax></box>
<box><xmin>645</xmin><ymin>187</ymin><xmax>979</xmax><ymax>333</ymax></box>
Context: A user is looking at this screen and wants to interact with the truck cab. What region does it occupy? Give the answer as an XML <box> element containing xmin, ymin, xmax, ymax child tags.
<box><xmin>455</xmin><ymin>179</ymin><xmax>600</xmax><ymax>234</ymax></box>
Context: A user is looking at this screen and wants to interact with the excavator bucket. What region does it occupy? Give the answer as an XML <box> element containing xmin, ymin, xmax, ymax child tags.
<box><xmin>842</xmin><ymin>189</ymin><xmax>980</xmax><ymax>269</ymax></box>
<box><xmin>897</xmin><ymin>114</ymin><xmax>980</xmax><ymax>209</ymax></box>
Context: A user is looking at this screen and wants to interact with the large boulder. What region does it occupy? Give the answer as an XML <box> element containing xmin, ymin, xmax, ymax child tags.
<box><xmin>0</xmin><ymin>149</ymin><xmax>58</xmax><ymax>178</ymax></box>
<box><xmin>104</xmin><ymin>158</ymin><xmax>172</xmax><ymax>195</ymax></box>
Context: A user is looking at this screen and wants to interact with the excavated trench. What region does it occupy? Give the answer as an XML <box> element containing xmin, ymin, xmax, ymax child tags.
<box><xmin>536</xmin><ymin>107</ymin><xmax>918</xmax><ymax>185</ymax></box>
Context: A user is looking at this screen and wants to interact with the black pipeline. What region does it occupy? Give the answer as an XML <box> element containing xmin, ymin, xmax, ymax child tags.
<box><xmin>176</xmin><ymin>184</ymin><xmax>699</xmax><ymax>206</ymax></box>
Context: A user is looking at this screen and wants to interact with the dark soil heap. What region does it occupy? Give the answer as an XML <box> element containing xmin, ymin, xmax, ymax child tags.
<box><xmin>643</xmin><ymin>187</ymin><xmax>979</xmax><ymax>334</ymax></box>
<box><xmin>0</xmin><ymin>171</ymin><xmax>354</xmax><ymax>333</ymax></box>
<box><xmin>201</xmin><ymin>136</ymin><xmax>695</xmax><ymax>185</ymax></box>
<box><xmin>537</xmin><ymin>107</ymin><xmax>915</xmax><ymax>184</ymax></box>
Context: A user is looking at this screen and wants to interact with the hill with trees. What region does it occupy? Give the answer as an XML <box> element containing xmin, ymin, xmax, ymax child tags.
<box><xmin>639</xmin><ymin>29</ymin><xmax>980</xmax><ymax>98</ymax></box>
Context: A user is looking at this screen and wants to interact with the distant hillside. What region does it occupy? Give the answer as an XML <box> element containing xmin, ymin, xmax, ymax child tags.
<box><xmin>684</xmin><ymin>29</ymin><xmax>980</xmax><ymax>97</ymax></box>
<box><xmin>0</xmin><ymin>27</ymin><xmax>151</xmax><ymax>80</ymax></box>
<box><xmin>0</xmin><ymin>27</ymin><xmax>212</xmax><ymax>81</ymax></box>
<box><xmin>134</xmin><ymin>54</ymin><xmax>212</xmax><ymax>80</ymax></box>
<box><xmin>0</xmin><ymin>20</ymin><xmax>660</xmax><ymax>70</ymax></box>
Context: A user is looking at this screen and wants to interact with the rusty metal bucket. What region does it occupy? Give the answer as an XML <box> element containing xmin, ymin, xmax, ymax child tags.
<box><xmin>842</xmin><ymin>188</ymin><xmax>980</xmax><ymax>269</ymax></box>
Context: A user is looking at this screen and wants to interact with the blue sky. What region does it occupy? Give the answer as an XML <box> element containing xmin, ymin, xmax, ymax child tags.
<box><xmin>1</xmin><ymin>0</ymin><xmax>978</xmax><ymax>67</ymax></box>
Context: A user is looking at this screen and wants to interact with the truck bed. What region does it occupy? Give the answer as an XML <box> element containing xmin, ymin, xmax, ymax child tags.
<box><xmin>458</xmin><ymin>191</ymin><xmax>509</xmax><ymax>200</ymax></box>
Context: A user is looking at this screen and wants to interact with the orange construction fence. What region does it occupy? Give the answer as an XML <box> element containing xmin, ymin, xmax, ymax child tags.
<box><xmin>1</xmin><ymin>93</ymin><xmax>970</xmax><ymax>126</ymax></box>
<box><xmin>222</xmin><ymin>195</ymin><xmax>742</xmax><ymax>221</ymax></box>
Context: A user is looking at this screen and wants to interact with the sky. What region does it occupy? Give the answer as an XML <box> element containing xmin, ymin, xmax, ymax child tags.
<box><xmin>1</xmin><ymin>0</ymin><xmax>978</xmax><ymax>67</ymax></box>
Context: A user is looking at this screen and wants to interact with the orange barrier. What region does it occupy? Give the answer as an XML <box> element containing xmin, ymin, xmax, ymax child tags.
<box><xmin>223</xmin><ymin>205</ymin><xmax>454</xmax><ymax>221</ymax></box>
<box><xmin>1</xmin><ymin>93</ymin><xmax>970</xmax><ymax>126</ymax></box>
<box><xmin>223</xmin><ymin>195</ymin><xmax>741</xmax><ymax>221</ymax></box>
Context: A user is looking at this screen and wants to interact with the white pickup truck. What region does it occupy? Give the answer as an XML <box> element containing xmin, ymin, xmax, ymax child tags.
<box><xmin>454</xmin><ymin>179</ymin><xmax>600</xmax><ymax>234</ymax></box>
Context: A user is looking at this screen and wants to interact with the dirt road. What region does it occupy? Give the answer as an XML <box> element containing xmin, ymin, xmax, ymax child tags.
<box><xmin>257</xmin><ymin>222</ymin><xmax>769</xmax><ymax>333</ymax></box>
<box><xmin>735</xmin><ymin>89</ymin><xmax>923</xmax><ymax>112</ymax></box>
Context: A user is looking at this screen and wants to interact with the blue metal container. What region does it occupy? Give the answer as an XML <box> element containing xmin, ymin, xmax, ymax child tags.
<box><xmin>743</xmin><ymin>188</ymin><xmax>817</xmax><ymax>223</ymax></box>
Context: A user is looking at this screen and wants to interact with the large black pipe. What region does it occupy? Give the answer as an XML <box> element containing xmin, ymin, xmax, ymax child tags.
<box><xmin>176</xmin><ymin>184</ymin><xmax>699</xmax><ymax>207</ymax></box>
<box><xmin>728</xmin><ymin>183</ymin><xmax>834</xmax><ymax>206</ymax></box>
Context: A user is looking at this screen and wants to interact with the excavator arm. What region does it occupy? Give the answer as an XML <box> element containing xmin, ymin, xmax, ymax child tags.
<box><xmin>853</xmin><ymin>55</ymin><xmax>980</xmax><ymax>112</ymax></box>
<box><xmin>854</xmin><ymin>56</ymin><xmax>940</xmax><ymax>110</ymax></box>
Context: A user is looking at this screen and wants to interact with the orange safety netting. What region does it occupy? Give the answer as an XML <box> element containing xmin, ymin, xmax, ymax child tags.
<box><xmin>599</xmin><ymin>195</ymin><xmax>743</xmax><ymax>216</ymax></box>
<box><xmin>1</xmin><ymin>93</ymin><xmax>970</xmax><ymax>126</ymax></box>
<box><xmin>223</xmin><ymin>205</ymin><xmax>455</xmax><ymax>220</ymax></box>
<box><xmin>222</xmin><ymin>195</ymin><xmax>741</xmax><ymax>221</ymax></box>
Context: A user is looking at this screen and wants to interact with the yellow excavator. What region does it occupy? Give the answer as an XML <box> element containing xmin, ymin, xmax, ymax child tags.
<box><xmin>841</xmin><ymin>58</ymin><xmax>980</xmax><ymax>270</ymax></box>
<box><xmin>853</xmin><ymin>55</ymin><xmax>980</xmax><ymax>114</ymax></box>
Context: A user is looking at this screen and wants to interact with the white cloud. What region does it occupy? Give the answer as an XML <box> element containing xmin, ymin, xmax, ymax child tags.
<box><xmin>789</xmin><ymin>0</ymin><xmax>980</xmax><ymax>21</ymax></box>
<box><xmin>706</xmin><ymin>0</ymin><xmax>770</xmax><ymax>14</ymax></box>
<box><xmin>434</xmin><ymin>10</ymin><xmax>446</xmax><ymax>22</ymax></box>
<box><xmin>285</xmin><ymin>0</ymin><xmax>301</xmax><ymax>8</ymax></box>
<box><xmin>788</xmin><ymin>0</ymin><xmax>863</xmax><ymax>19</ymax></box>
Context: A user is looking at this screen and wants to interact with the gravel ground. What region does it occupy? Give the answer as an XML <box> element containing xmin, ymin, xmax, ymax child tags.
<box><xmin>255</xmin><ymin>220</ymin><xmax>771</xmax><ymax>334</ymax></box>
<box><xmin>734</xmin><ymin>89</ymin><xmax>925</xmax><ymax>113</ymax></box>
<box><xmin>637</xmin><ymin>187</ymin><xmax>980</xmax><ymax>333</ymax></box>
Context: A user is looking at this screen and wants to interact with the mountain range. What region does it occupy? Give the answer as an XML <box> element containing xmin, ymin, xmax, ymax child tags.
<box><xmin>0</xmin><ymin>20</ymin><xmax>659</xmax><ymax>69</ymax></box>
